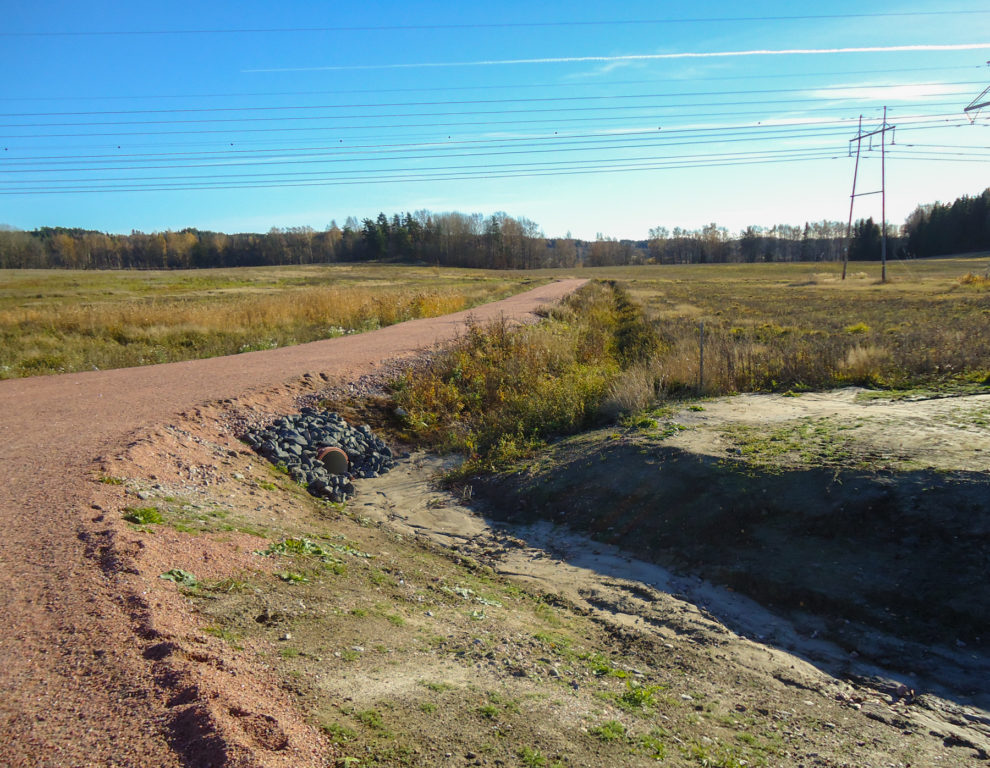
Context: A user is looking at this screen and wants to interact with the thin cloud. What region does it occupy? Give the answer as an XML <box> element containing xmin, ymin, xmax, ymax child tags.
<box><xmin>245</xmin><ymin>43</ymin><xmax>990</xmax><ymax>73</ymax></box>
<box><xmin>805</xmin><ymin>83</ymin><xmax>966</xmax><ymax>102</ymax></box>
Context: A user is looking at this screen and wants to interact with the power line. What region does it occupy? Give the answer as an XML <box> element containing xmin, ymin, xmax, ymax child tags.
<box><xmin>3</xmin><ymin>101</ymin><xmax>961</xmax><ymax>155</ymax></box>
<box><xmin>0</xmin><ymin>146</ymin><xmax>845</xmax><ymax>187</ymax></box>
<box><xmin>2</xmin><ymin>96</ymin><xmax>973</xmax><ymax>136</ymax></box>
<box><xmin>2</xmin><ymin>81</ymin><xmax>978</xmax><ymax>118</ymax></box>
<box><xmin>7</xmin><ymin>134</ymin><xmax>989</xmax><ymax>196</ymax></box>
<box><xmin>0</xmin><ymin>105</ymin><xmax>929</xmax><ymax>144</ymax></box>
<box><xmin>0</xmin><ymin>133</ymin><xmax>854</xmax><ymax>174</ymax></box>
<box><xmin>0</xmin><ymin>65</ymin><xmax>980</xmax><ymax>103</ymax></box>
<box><xmin>0</xmin><ymin>113</ymin><xmax>968</xmax><ymax>171</ymax></box>
<box><xmin>4</xmin><ymin>10</ymin><xmax>988</xmax><ymax>37</ymax></box>
<box><xmin>0</xmin><ymin>155</ymin><xmax>851</xmax><ymax>195</ymax></box>
<box><xmin>0</xmin><ymin>120</ymin><xmax>972</xmax><ymax>187</ymax></box>
<box><xmin>1</xmin><ymin>115</ymin><xmax>964</xmax><ymax>173</ymax></box>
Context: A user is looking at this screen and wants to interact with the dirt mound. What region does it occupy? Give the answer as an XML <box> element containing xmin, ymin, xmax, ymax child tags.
<box><xmin>477</xmin><ymin>389</ymin><xmax>990</xmax><ymax>708</ymax></box>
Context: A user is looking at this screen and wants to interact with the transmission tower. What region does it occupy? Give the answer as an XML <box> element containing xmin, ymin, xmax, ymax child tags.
<box><xmin>843</xmin><ymin>107</ymin><xmax>895</xmax><ymax>282</ymax></box>
<box><xmin>964</xmin><ymin>61</ymin><xmax>990</xmax><ymax>122</ymax></box>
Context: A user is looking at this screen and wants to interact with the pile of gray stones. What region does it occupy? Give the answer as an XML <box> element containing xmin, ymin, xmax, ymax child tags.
<box><xmin>242</xmin><ymin>406</ymin><xmax>395</xmax><ymax>503</ymax></box>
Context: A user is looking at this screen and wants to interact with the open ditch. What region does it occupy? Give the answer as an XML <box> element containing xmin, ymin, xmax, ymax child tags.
<box><xmin>93</xmin><ymin>386</ymin><xmax>990</xmax><ymax>767</ymax></box>
<box><xmin>475</xmin><ymin>390</ymin><xmax>990</xmax><ymax>705</ymax></box>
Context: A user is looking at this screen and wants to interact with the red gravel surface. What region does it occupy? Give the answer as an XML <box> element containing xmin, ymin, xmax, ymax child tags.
<box><xmin>0</xmin><ymin>279</ymin><xmax>585</xmax><ymax>767</ymax></box>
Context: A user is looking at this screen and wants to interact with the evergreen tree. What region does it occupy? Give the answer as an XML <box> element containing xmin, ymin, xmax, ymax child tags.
<box><xmin>850</xmin><ymin>218</ymin><xmax>882</xmax><ymax>261</ymax></box>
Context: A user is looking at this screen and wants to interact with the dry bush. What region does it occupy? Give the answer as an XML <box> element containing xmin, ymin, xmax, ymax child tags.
<box><xmin>839</xmin><ymin>344</ymin><xmax>894</xmax><ymax>386</ymax></box>
<box><xmin>599</xmin><ymin>358</ymin><xmax>665</xmax><ymax>420</ymax></box>
<box><xmin>959</xmin><ymin>272</ymin><xmax>990</xmax><ymax>290</ymax></box>
<box><xmin>392</xmin><ymin>282</ymin><xmax>657</xmax><ymax>468</ymax></box>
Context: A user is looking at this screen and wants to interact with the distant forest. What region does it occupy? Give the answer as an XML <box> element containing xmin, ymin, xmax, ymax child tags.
<box><xmin>1</xmin><ymin>188</ymin><xmax>987</xmax><ymax>270</ymax></box>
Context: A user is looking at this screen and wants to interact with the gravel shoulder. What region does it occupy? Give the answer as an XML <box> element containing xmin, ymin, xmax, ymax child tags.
<box><xmin>0</xmin><ymin>279</ymin><xmax>584</xmax><ymax>768</ymax></box>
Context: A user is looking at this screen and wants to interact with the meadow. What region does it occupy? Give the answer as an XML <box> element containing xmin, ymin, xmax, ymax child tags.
<box><xmin>3</xmin><ymin>256</ymin><xmax>988</xmax><ymax>402</ymax></box>
<box><xmin>562</xmin><ymin>257</ymin><xmax>990</xmax><ymax>397</ymax></box>
<box><xmin>0</xmin><ymin>264</ymin><xmax>540</xmax><ymax>378</ymax></box>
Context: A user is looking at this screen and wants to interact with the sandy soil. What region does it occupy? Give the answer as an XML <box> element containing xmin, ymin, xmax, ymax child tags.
<box><xmin>0</xmin><ymin>279</ymin><xmax>584</xmax><ymax>768</ymax></box>
<box><xmin>666</xmin><ymin>388</ymin><xmax>990</xmax><ymax>473</ymax></box>
<box><xmin>356</xmin><ymin>449</ymin><xmax>990</xmax><ymax>762</ymax></box>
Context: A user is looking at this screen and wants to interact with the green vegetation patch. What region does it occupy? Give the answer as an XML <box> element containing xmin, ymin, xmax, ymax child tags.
<box><xmin>391</xmin><ymin>280</ymin><xmax>659</xmax><ymax>472</ymax></box>
<box><xmin>123</xmin><ymin>506</ymin><xmax>163</xmax><ymax>525</ymax></box>
<box><xmin>721</xmin><ymin>417</ymin><xmax>862</xmax><ymax>470</ymax></box>
<box><xmin>590</xmin><ymin>719</ymin><xmax>627</xmax><ymax>743</ymax></box>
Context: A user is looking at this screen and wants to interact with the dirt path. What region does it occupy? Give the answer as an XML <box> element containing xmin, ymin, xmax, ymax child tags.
<box><xmin>0</xmin><ymin>278</ymin><xmax>585</xmax><ymax>768</ymax></box>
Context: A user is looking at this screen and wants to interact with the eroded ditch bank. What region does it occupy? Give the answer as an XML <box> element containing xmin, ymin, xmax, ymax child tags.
<box><xmin>475</xmin><ymin>440</ymin><xmax>990</xmax><ymax>704</ymax></box>
<box><xmin>355</xmin><ymin>451</ymin><xmax>990</xmax><ymax>757</ymax></box>
<box><xmin>470</xmin><ymin>392</ymin><xmax>990</xmax><ymax>711</ymax></box>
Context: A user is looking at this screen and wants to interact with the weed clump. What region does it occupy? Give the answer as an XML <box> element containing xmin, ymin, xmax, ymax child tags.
<box><xmin>123</xmin><ymin>506</ymin><xmax>163</xmax><ymax>525</ymax></box>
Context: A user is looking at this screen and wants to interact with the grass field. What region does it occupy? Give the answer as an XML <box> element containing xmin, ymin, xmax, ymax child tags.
<box><xmin>3</xmin><ymin>257</ymin><xmax>988</xmax><ymax>393</ymax></box>
<box><xmin>0</xmin><ymin>264</ymin><xmax>540</xmax><ymax>378</ymax></box>
<box><xmin>558</xmin><ymin>256</ymin><xmax>990</xmax><ymax>396</ymax></box>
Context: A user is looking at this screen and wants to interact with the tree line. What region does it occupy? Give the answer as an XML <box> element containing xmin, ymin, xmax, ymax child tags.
<box><xmin>0</xmin><ymin>211</ymin><xmax>580</xmax><ymax>271</ymax></box>
<box><xmin>902</xmin><ymin>188</ymin><xmax>990</xmax><ymax>259</ymax></box>
<box><xmin>1</xmin><ymin>188</ymin><xmax>985</xmax><ymax>270</ymax></box>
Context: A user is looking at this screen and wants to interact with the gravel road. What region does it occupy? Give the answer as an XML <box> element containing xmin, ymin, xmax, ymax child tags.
<box><xmin>0</xmin><ymin>278</ymin><xmax>585</xmax><ymax>767</ymax></box>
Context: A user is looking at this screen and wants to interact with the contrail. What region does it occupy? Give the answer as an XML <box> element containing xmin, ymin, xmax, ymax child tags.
<box><xmin>245</xmin><ymin>43</ymin><xmax>990</xmax><ymax>73</ymax></box>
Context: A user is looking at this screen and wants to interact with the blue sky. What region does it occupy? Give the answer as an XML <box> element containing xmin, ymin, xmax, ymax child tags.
<box><xmin>2</xmin><ymin>1</ymin><xmax>989</xmax><ymax>239</ymax></box>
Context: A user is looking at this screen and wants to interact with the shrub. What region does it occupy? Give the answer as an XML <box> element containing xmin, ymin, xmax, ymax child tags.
<box><xmin>123</xmin><ymin>506</ymin><xmax>163</xmax><ymax>525</ymax></box>
<box><xmin>839</xmin><ymin>344</ymin><xmax>893</xmax><ymax>385</ymax></box>
<box><xmin>391</xmin><ymin>282</ymin><xmax>656</xmax><ymax>470</ymax></box>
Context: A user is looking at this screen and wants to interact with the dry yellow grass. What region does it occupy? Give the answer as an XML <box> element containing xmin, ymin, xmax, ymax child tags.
<box><xmin>533</xmin><ymin>258</ymin><xmax>990</xmax><ymax>396</ymax></box>
<box><xmin>0</xmin><ymin>265</ymin><xmax>538</xmax><ymax>377</ymax></box>
<box><xmin>959</xmin><ymin>271</ymin><xmax>990</xmax><ymax>290</ymax></box>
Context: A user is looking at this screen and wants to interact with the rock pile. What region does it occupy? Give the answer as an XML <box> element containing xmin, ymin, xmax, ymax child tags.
<box><xmin>242</xmin><ymin>407</ymin><xmax>395</xmax><ymax>503</ymax></box>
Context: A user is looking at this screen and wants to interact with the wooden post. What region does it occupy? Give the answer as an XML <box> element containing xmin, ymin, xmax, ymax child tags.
<box><xmin>881</xmin><ymin>105</ymin><xmax>888</xmax><ymax>284</ymax></box>
<box><xmin>843</xmin><ymin>115</ymin><xmax>863</xmax><ymax>281</ymax></box>
<box><xmin>699</xmin><ymin>320</ymin><xmax>705</xmax><ymax>394</ymax></box>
